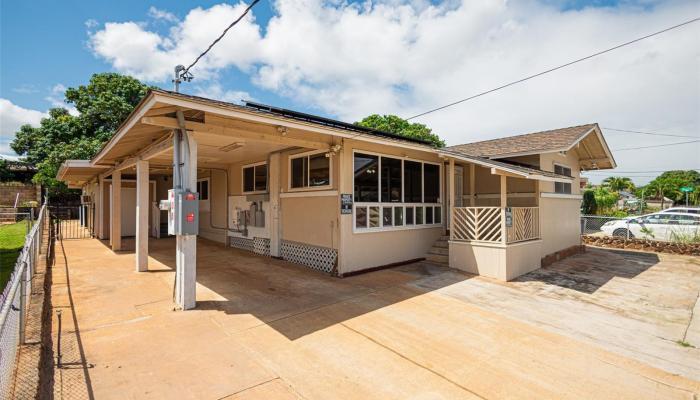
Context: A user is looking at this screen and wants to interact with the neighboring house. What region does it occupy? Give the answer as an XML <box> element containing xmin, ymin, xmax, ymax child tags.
<box><xmin>646</xmin><ymin>197</ymin><xmax>674</xmax><ymax>210</ymax></box>
<box><xmin>618</xmin><ymin>190</ymin><xmax>638</xmax><ymax>209</ymax></box>
<box><xmin>56</xmin><ymin>90</ymin><xmax>616</xmax><ymax>309</ymax></box>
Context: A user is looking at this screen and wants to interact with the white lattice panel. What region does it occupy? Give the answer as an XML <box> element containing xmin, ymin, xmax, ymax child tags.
<box><xmin>281</xmin><ymin>240</ymin><xmax>338</xmax><ymax>274</ymax></box>
<box><xmin>229</xmin><ymin>236</ymin><xmax>254</xmax><ymax>252</ymax></box>
<box><xmin>253</xmin><ymin>237</ymin><xmax>271</xmax><ymax>256</ymax></box>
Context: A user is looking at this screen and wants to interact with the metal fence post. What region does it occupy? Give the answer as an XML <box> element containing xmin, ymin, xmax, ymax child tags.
<box><xmin>19</xmin><ymin>262</ymin><xmax>27</xmax><ymax>344</ymax></box>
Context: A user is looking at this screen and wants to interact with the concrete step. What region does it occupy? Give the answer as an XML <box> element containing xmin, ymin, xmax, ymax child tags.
<box><xmin>426</xmin><ymin>253</ymin><xmax>449</xmax><ymax>264</ymax></box>
<box><xmin>432</xmin><ymin>240</ymin><xmax>449</xmax><ymax>248</ymax></box>
<box><xmin>428</xmin><ymin>247</ymin><xmax>449</xmax><ymax>256</ymax></box>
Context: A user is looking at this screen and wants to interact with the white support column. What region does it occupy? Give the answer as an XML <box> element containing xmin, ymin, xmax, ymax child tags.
<box><xmin>176</xmin><ymin>133</ymin><xmax>197</xmax><ymax>310</ymax></box>
<box><xmin>136</xmin><ymin>160</ymin><xmax>149</xmax><ymax>272</ymax></box>
<box><xmin>111</xmin><ymin>170</ymin><xmax>122</xmax><ymax>251</ymax></box>
<box><xmin>500</xmin><ymin>174</ymin><xmax>507</xmax><ymax>244</ymax></box>
<box><xmin>469</xmin><ymin>163</ymin><xmax>475</xmax><ymax>207</ymax></box>
<box><xmin>500</xmin><ymin>174</ymin><xmax>507</xmax><ymax>207</ymax></box>
<box><xmin>97</xmin><ymin>177</ymin><xmax>104</xmax><ymax>239</ymax></box>
<box><xmin>448</xmin><ymin>158</ymin><xmax>455</xmax><ymax>234</ymax></box>
<box><xmin>337</xmin><ymin>140</ymin><xmax>352</xmax><ymax>275</ymax></box>
<box><xmin>268</xmin><ymin>153</ymin><xmax>281</xmax><ymax>257</ymax></box>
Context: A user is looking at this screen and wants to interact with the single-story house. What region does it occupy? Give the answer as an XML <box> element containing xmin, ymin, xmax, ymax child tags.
<box><xmin>56</xmin><ymin>89</ymin><xmax>616</xmax><ymax>309</ymax></box>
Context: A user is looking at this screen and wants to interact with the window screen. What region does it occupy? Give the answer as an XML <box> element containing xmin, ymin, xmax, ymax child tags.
<box><xmin>404</xmin><ymin>160</ymin><xmax>422</xmax><ymax>203</ymax></box>
<box><xmin>196</xmin><ymin>180</ymin><xmax>209</xmax><ymax>200</ymax></box>
<box><xmin>309</xmin><ymin>154</ymin><xmax>330</xmax><ymax>187</ymax></box>
<box><xmin>243</xmin><ymin>167</ymin><xmax>255</xmax><ymax>192</ymax></box>
<box><xmin>423</xmin><ymin>164</ymin><xmax>440</xmax><ymax>203</ymax></box>
<box><xmin>381</xmin><ymin>157</ymin><xmax>402</xmax><ymax>202</ymax></box>
<box><xmin>354</xmin><ymin>153</ymin><xmax>379</xmax><ymax>202</ymax></box>
<box><xmin>554</xmin><ymin>165</ymin><xmax>572</xmax><ymax>194</ymax></box>
<box><xmin>291</xmin><ymin>157</ymin><xmax>307</xmax><ymax>189</ymax></box>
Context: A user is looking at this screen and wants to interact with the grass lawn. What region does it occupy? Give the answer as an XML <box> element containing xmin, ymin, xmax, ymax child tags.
<box><xmin>0</xmin><ymin>222</ymin><xmax>29</xmax><ymax>292</ymax></box>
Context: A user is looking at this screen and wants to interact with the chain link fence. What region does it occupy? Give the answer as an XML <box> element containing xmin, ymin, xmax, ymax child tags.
<box><xmin>581</xmin><ymin>215</ymin><xmax>622</xmax><ymax>235</ymax></box>
<box><xmin>0</xmin><ymin>204</ymin><xmax>47</xmax><ymax>399</ymax></box>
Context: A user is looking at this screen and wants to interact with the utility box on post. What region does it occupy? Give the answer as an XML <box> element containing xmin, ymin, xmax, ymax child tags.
<box><xmin>160</xmin><ymin>189</ymin><xmax>199</xmax><ymax>235</ymax></box>
<box><xmin>176</xmin><ymin>191</ymin><xmax>199</xmax><ymax>235</ymax></box>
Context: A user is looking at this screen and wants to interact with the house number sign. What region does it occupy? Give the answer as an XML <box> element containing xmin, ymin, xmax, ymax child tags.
<box><xmin>504</xmin><ymin>207</ymin><xmax>513</xmax><ymax>228</ymax></box>
<box><xmin>340</xmin><ymin>194</ymin><xmax>353</xmax><ymax>215</ymax></box>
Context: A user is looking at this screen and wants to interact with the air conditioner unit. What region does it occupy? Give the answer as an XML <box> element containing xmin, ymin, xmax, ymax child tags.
<box><xmin>81</xmin><ymin>195</ymin><xmax>92</xmax><ymax>204</ymax></box>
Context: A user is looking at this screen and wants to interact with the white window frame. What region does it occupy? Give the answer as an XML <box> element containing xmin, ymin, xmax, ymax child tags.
<box><xmin>288</xmin><ymin>149</ymin><xmax>333</xmax><ymax>192</ymax></box>
<box><xmin>242</xmin><ymin>161</ymin><xmax>268</xmax><ymax>194</ymax></box>
<box><xmin>553</xmin><ymin>162</ymin><xmax>573</xmax><ymax>195</ymax></box>
<box><xmin>351</xmin><ymin>149</ymin><xmax>443</xmax><ymax>233</ymax></box>
<box><xmin>197</xmin><ymin>177</ymin><xmax>211</xmax><ymax>212</ymax></box>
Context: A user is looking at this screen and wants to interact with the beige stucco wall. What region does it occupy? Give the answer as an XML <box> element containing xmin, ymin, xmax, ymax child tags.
<box><xmin>281</xmin><ymin>196</ymin><xmax>338</xmax><ymax>249</ymax></box>
<box><xmin>539</xmin><ymin>197</ymin><xmax>581</xmax><ymax>256</ymax></box>
<box><xmin>459</xmin><ymin>164</ymin><xmax>536</xmax><ymax>207</ymax></box>
<box><xmin>449</xmin><ymin>240</ymin><xmax>542</xmax><ymax>281</ymax></box>
<box><xmin>539</xmin><ymin>152</ymin><xmax>581</xmax><ymax>195</ymax></box>
<box><xmin>338</xmin><ymin>139</ymin><xmax>444</xmax><ymax>274</ymax></box>
<box><xmin>197</xmin><ymin>169</ymin><xmax>228</xmax><ymax>243</ymax></box>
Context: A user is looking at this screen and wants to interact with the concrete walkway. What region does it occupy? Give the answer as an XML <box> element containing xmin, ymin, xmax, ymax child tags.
<box><xmin>48</xmin><ymin>237</ymin><xmax>700</xmax><ymax>399</ymax></box>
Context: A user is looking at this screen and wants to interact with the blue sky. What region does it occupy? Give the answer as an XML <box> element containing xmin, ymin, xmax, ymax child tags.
<box><xmin>1</xmin><ymin>0</ymin><xmax>698</xmax><ymax>184</ymax></box>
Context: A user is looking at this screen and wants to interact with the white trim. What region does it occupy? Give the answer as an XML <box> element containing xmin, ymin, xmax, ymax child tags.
<box><xmin>352</xmin><ymin>203</ymin><xmax>443</xmax><ymax>233</ymax></box>
<box><xmin>288</xmin><ymin>149</ymin><xmax>333</xmax><ymax>192</ymax></box>
<box><xmin>242</xmin><ymin>160</ymin><xmax>268</xmax><ymax>194</ymax></box>
<box><xmin>280</xmin><ymin>190</ymin><xmax>338</xmax><ymax>198</ymax></box>
<box><xmin>197</xmin><ymin>177</ymin><xmax>211</xmax><ymax>212</ymax></box>
<box><xmin>540</xmin><ymin>192</ymin><xmax>582</xmax><ymax>200</ymax></box>
<box><xmin>470</xmin><ymin>192</ymin><xmax>536</xmax><ymax>199</ymax></box>
<box><xmin>449</xmin><ymin>239</ymin><xmax>542</xmax><ymax>249</ymax></box>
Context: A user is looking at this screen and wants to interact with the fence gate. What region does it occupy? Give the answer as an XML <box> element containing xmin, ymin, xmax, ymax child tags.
<box><xmin>50</xmin><ymin>205</ymin><xmax>93</xmax><ymax>239</ymax></box>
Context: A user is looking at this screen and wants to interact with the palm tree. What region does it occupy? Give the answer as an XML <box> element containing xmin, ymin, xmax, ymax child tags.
<box><xmin>602</xmin><ymin>176</ymin><xmax>635</xmax><ymax>192</ymax></box>
<box><xmin>646</xmin><ymin>181</ymin><xmax>668</xmax><ymax>209</ymax></box>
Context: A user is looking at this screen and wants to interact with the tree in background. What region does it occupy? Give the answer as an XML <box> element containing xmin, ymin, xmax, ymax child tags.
<box><xmin>355</xmin><ymin>115</ymin><xmax>445</xmax><ymax>148</ymax></box>
<box><xmin>581</xmin><ymin>189</ymin><xmax>597</xmax><ymax>215</ymax></box>
<box><xmin>602</xmin><ymin>176</ymin><xmax>635</xmax><ymax>192</ymax></box>
<box><xmin>11</xmin><ymin>73</ymin><xmax>153</xmax><ymax>194</ymax></box>
<box><xmin>642</xmin><ymin>170</ymin><xmax>700</xmax><ymax>207</ymax></box>
<box><xmin>593</xmin><ymin>186</ymin><xmax>618</xmax><ymax>213</ymax></box>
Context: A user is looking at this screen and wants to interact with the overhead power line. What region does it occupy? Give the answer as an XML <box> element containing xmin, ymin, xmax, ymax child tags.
<box><xmin>612</xmin><ymin>139</ymin><xmax>700</xmax><ymax>151</ymax></box>
<box><xmin>405</xmin><ymin>17</ymin><xmax>700</xmax><ymax>120</ymax></box>
<box><xmin>603</xmin><ymin>127</ymin><xmax>698</xmax><ymax>139</ymax></box>
<box><xmin>184</xmin><ymin>0</ymin><xmax>260</xmax><ymax>74</ymax></box>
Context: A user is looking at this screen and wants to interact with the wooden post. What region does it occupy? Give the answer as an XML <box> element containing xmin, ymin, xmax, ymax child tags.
<box><xmin>469</xmin><ymin>163</ymin><xmax>475</xmax><ymax>206</ymax></box>
<box><xmin>449</xmin><ymin>159</ymin><xmax>455</xmax><ymax>236</ymax></box>
<box><xmin>135</xmin><ymin>160</ymin><xmax>149</xmax><ymax>272</ymax></box>
<box><xmin>269</xmin><ymin>153</ymin><xmax>281</xmax><ymax>257</ymax></box>
<box><xmin>111</xmin><ymin>170</ymin><xmax>122</xmax><ymax>251</ymax></box>
<box><xmin>500</xmin><ymin>174</ymin><xmax>507</xmax><ymax>244</ymax></box>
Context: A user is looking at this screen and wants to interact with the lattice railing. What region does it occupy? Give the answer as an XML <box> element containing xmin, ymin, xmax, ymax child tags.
<box><xmin>451</xmin><ymin>207</ymin><xmax>540</xmax><ymax>244</ymax></box>
<box><xmin>505</xmin><ymin>207</ymin><xmax>540</xmax><ymax>243</ymax></box>
<box><xmin>452</xmin><ymin>207</ymin><xmax>503</xmax><ymax>242</ymax></box>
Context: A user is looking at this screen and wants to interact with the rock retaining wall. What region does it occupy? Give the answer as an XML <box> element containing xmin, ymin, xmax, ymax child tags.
<box><xmin>582</xmin><ymin>235</ymin><xmax>700</xmax><ymax>256</ymax></box>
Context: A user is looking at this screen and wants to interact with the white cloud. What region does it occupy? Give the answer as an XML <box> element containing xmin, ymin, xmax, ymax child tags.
<box><xmin>85</xmin><ymin>19</ymin><xmax>99</xmax><ymax>29</ymax></box>
<box><xmin>148</xmin><ymin>6</ymin><xmax>179</xmax><ymax>23</ymax></box>
<box><xmin>90</xmin><ymin>0</ymin><xmax>700</xmax><ymax>184</ymax></box>
<box><xmin>12</xmin><ymin>84</ymin><xmax>39</xmax><ymax>94</ymax></box>
<box><xmin>193</xmin><ymin>83</ymin><xmax>253</xmax><ymax>104</ymax></box>
<box><xmin>0</xmin><ymin>99</ymin><xmax>46</xmax><ymax>159</ymax></box>
<box><xmin>89</xmin><ymin>3</ymin><xmax>262</xmax><ymax>81</ymax></box>
<box><xmin>45</xmin><ymin>84</ymin><xmax>79</xmax><ymax>116</ymax></box>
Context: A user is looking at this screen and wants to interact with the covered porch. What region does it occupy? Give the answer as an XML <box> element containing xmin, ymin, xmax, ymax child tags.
<box><xmin>442</xmin><ymin>152</ymin><xmax>572</xmax><ymax>280</ymax></box>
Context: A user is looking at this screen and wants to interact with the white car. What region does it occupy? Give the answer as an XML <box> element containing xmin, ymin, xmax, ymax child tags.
<box><xmin>600</xmin><ymin>211</ymin><xmax>700</xmax><ymax>241</ymax></box>
<box><xmin>660</xmin><ymin>207</ymin><xmax>699</xmax><ymax>214</ymax></box>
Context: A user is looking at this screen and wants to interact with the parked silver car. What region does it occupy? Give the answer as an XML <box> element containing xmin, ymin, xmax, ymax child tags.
<box><xmin>600</xmin><ymin>211</ymin><xmax>700</xmax><ymax>241</ymax></box>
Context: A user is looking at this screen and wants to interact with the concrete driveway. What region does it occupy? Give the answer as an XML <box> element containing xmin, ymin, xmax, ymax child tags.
<box><xmin>48</xmin><ymin>237</ymin><xmax>700</xmax><ymax>399</ymax></box>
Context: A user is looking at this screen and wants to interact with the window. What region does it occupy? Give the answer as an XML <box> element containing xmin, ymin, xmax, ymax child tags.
<box><xmin>404</xmin><ymin>161</ymin><xmax>422</xmax><ymax>203</ymax></box>
<box><xmin>290</xmin><ymin>152</ymin><xmax>331</xmax><ymax>189</ymax></box>
<box><xmin>196</xmin><ymin>179</ymin><xmax>209</xmax><ymax>200</ymax></box>
<box><xmin>354</xmin><ymin>153</ymin><xmax>379</xmax><ymax>201</ymax></box>
<box><xmin>381</xmin><ymin>157</ymin><xmax>402</xmax><ymax>202</ymax></box>
<box><xmin>423</xmin><ymin>164</ymin><xmax>440</xmax><ymax>203</ymax></box>
<box><xmin>353</xmin><ymin>152</ymin><xmax>442</xmax><ymax>232</ymax></box>
<box><xmin>554</xmin><ymin>164</ymin><xmax>572</xmax><ymax>194</ymax></box>
<box><xmin>243</xmin><ymin>163</ymin><xmax>267</xmax><ymax>193</ymax></box>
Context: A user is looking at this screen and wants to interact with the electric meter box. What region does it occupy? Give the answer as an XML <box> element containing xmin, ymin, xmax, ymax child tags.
<box><xmin>176</xmin><ymin>191</ymin><xmax>199</xmax><ymax>235</ymax></box>
<box><xmin>164</xmin><ymin>189</ymin><xmax>199</xmax><ymax>235</ymax></box>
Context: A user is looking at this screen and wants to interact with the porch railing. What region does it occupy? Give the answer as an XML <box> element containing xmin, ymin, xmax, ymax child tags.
<box><xmin>451</xmin><ymin>206</ymin><xmax>540</xmax><ymax>244</ymax></box>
